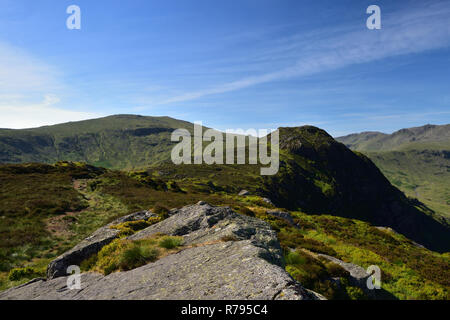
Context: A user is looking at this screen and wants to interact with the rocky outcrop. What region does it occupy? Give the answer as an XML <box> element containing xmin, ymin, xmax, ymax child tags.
<box><xmin>318</xmin><ymin>254</ymin><xmax>388</xmax><ymax>299</ymax></box>
<box><xmin>46</xmin><ymin>210</ymin><xmax>156</xmax><ymax>279</ymax></box>
<box><xmin>375</xmin><ymin>226</ymin><xmax>425</xmax><ymax>249</ymax></box>
<box><xmin>266</xmin><ymin>210</ymin><xmax>296</xmax><ymax>226</ymax></box>
<box><xmin>238</xmin><ymin>190</ymin><xmax>250</xmax><ymax>196</ymax></box>
<box><xmin>318</xmin><ymin>254</ymin><xmax>369</xmax><ymax>289</ymax></box>
<box><xmin>262</xmin><ymin>198</ymin><xmax>274</xmax><ymax>206</ymax></box>
<box><xmin>1</xmin><ymin>202</ymin><xmax>323</xmax><ymax>300</ymax></box>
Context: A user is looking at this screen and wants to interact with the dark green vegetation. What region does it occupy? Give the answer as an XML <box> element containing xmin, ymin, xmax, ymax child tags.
<box><xmin>0</xmin><ymin>162</ymin><xmax>104</xmax><ymax>273</ymax></box>
<box><xmin>337</xmin><ymin>124</ymin><xmax>450</xmax><ymax>222</ymax></box>
<box><xmin>0</xmin><ymin>117</ymin><xmax>449</xmax><ymax>299</ymax></box>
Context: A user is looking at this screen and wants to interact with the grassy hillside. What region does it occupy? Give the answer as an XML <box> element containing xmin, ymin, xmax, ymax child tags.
<box><xmin>367</xmin><ymin>150</ymin><xmax>449</xmax><ymax>223</ymax></box>
<box><xmin>0</xmin><ymin>162</ymin><xmax>448</xmax><ymax>299</ymax></box>
<box><xmin>336</xmin><ymin>124</ymin><xmax>450</xmax><ymax>221</ymax></box>
<box><xmin>0</xmin><ymin>115</ymin><xmax>195</xmax><ymax>169</ymax></box>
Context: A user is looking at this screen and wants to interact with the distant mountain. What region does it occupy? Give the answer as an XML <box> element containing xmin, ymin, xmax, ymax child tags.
<box><xmin>0</xmin><ymin>115</ymin><xmax>195</xmax><ymax>169</ymax></box>
<box><xmin>336</xmin><ymin>124</ymin><xmax>450</xmax><ymax>223</ymax></box>
<box><xmin>336</xmin><ymin>124</ymin><xmax>450</xmax><ymax>152</ymax></box>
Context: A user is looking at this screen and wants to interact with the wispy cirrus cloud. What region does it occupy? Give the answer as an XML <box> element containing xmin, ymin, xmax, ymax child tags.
<box><xmin>159</xmin><ymin>1</ymin><xmax>450</xmax><ymax>105</ymax></box>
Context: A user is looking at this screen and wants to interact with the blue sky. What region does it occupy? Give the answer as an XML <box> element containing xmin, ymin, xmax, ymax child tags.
<box><xmin>0</xmin><ymin>0</ymin><xmax>449</xmax><ymax>136</ymax></box>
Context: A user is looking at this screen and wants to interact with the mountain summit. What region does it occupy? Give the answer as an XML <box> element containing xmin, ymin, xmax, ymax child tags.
<box><xmin>262</xmin><ymin>126</ymin><xmax>450</xmax><ymax>252</ymax></box>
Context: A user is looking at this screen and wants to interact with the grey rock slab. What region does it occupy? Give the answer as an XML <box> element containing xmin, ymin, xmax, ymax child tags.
<box><xmin>129</xmin><ymin>202</ymin><xmax>283</xmax><ymax>264</ymax></box>
<box><xmin>318</xmin><ymin>254</ymin><xmax>369</xmax><ymax>287</ymax></box>
<box><xmin>2</xmin><ymin>202</ymin><xmax>324</xmax><ymax>300</ymax></box>
<box><xmin>1</xmin><ymin>241</ymin><xmax>320</xmax><ymax>300</ymax></box>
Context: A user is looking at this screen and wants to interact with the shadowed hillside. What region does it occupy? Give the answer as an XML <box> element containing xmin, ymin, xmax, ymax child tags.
<box><xmin>337</xmin><ymin>124</ymin><xmax>450</xmax><ymax>222</ymax></box>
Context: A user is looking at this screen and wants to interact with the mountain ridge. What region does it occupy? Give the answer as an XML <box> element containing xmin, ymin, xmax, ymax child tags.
<box><xmin>1</xmin><ymin>115</ymin><xmax>448</xmax><ymax>252</ymax></box>
<box><xmin>336</xmin><ymin>123</ymin><xmax>450</xmax><ymax>152</ymax></box>
<box><xmin>0</xmin><ymin>115</ymin><xmax>196</xmax><ymax>169</ymax></box>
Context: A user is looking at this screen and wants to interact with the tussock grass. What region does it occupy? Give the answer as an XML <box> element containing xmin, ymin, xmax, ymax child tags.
<box><xmin>81</xmin><ymin>234</ymin><xmax>184</xmax><ymax>275</ymax></box>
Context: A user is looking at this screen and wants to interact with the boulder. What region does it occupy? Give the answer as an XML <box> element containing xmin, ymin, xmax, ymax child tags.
<box><xmin>262</xmin><ymin>198</ymin><xmax>274</xmax><ymax>206</ymax></box>
<box><xmin>266</xmin><ymin>210</ymin><xmax>295</xmax><ymax>226</ymax></box>
<box><xmin>238</xmin><ymin>190</ymin><xmax>250</xmax><ymax>196</ymax></box>
<box><xmin>317</xmin><ymin>253</ymin><xmax>388</xmax><ymax>299</ymax></box>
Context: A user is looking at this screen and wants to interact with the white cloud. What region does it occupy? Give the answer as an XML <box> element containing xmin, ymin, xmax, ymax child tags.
<box><xmin>0</xmin><ymin>42</ymin><xmax>60</xmax><ymax>95</ymax></box>
<box><xmin>0</xmin><ymin>94</ymin><xmax>101</xmax><ymax>129</ymax></box>
<box><xmin>160</xmin><ymin>1</ymin><xmax>450</xmax><ymax>104</ymax></box>
<box><xmin>0</xmin><ymin>42</ymin><xmax>101</xmax><ymax>129</ymax></box>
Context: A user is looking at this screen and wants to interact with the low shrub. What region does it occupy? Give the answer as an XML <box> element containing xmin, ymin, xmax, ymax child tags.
<box><xmin>284</xmin><ymin>251</ymin><xmax>306</xmax><ymax>265</ymax></box>
<box><xmin>168</xmin><ymin>181</ymin><xmax>184</xmax><ymax>193</ymax></box>
<box><xmin>8</xmin><ymin>267</ymin><xmax>39</xmax><ymax>281</ymax></box>
<box><xmin>82</xmin><ymin>234</ymin><xmax>184</xmax><ymax>275</ymax></box>
<box><xmin>109</xmin><ymin>218</ymin><xmax>161</xmax><ymax>237</ymax></box>
<box><xmin>238</xmin><ymin>207</ymin><xmax>255</xmax><ymax>217</ymax></box>
<box><xmin>221</xmin><ymin>234</ymin><xmax>240</xmax><ymax>242</ymax></box>
<box><xmin>119</xmin><ymin>245</ymin><xmax>160</xmax><ymax>270</ymax></box>
<box><xmin>345</xmin><ymin>286</ymin><xmax>366</xmax><ymax>300</ymax></box>
<box><xmin>158</xmin><ymin>236</ymin><xmax>183</xmax><ymax>249</ymax></box>
<box><xmin>153</xmin><ymin>204</ymin><xmax>170</xmax><ymax>219</ymax></box>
